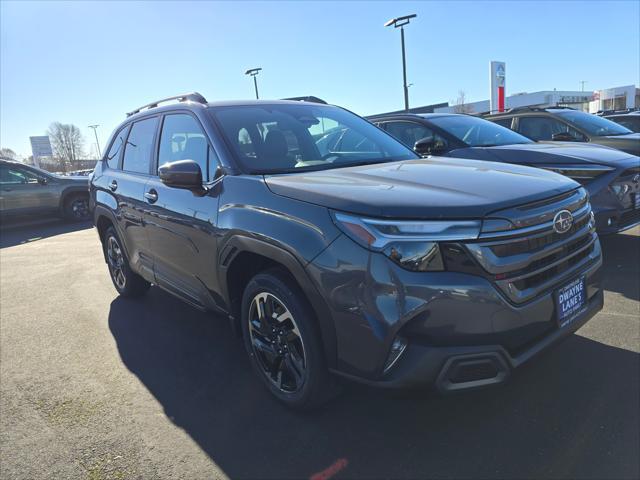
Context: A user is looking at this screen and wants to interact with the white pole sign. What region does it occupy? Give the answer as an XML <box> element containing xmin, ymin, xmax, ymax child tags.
<box><xmin>490</xmin><ymin>61</ymin><xmax>506</xmax><ymax>113</ymax></box>
<box><xmin>29</xmin><ymin>136</ymin><xmax>53</xmax><ymax>168</ymax></box>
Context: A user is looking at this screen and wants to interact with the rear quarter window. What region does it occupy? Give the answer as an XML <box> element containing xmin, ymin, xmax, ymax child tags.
<box><xmin>105</xmin><ymin>125</ymin><xmax>130</xmax><ymax>170</ymax></box>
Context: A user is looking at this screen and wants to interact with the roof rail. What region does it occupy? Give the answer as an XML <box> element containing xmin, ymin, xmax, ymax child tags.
<box><xmin>596</xmin><ymin>108</ymin><xmax>638</xmax><ymax>116</ymax></box>
<box><xmin>507</xmin><ymin>106</ymin><xmax>548</xmax><ymax>113</ymax></box>
<box><xmin>126</xmin><ymin>92</ymin><xmax>208</xmax><ymax>117</ymax></box>
<box><xmin>281</xmin><ymin>96</ymin><xmax>327</xmax><ymax>104</ymax></box>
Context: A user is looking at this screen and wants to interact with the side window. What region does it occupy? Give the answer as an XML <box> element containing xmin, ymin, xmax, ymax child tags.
<box><xmin>492</xmin><ymin>118</ymin><xmax>513</xmax><ymax>129</ymax></box>
<box><xmin>615</xmin><ymin>118</ymin><xmax>640</xmax><ymax>131</ymax></box>
<box><xmin>122</xmin><ymin>117</ymin><xmax>159</xmax><ymax>174</ymax></box>
<box><xmin>384</xmin><ymin>121</ymin><xmax>437</xmax><ymax>148</ymax></box>
<box><xmin>105</xmin><ymin>125</ymin><xmax>129</xmax><ymax>170</ymax></box>
<box><xmin>518</xmin><ymin>116</ymin><xmax>583</xmax><ymax>141</ymax></box>
<box><xmin>158</xmin><ymin>114</ymin><xmax>210</xmax><ymax>180</ymax></box>
<box><xmin>0</xmin><ymin>166</ymin><xmax>40</xmax><ymax>185</ymax></box>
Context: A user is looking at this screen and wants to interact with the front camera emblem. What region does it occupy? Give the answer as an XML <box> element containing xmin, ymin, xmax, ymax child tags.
<box><xmin>553</xmin><ymin>210</ymin><xmax>573</xmax><ymax>234</ymax></box>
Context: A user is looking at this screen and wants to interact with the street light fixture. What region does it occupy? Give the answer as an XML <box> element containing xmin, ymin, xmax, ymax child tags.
<box><xmin>245</xmin><ymin>67</ymin><xmax>263</xmax><ymax>99</ymax></box>
<box><xmin>384</xmin><ymin>14</ymin><xmax>417</xmax><ymax>111</ymax></box>
<box><xmin>88</xmin><ymin>124</ymin><xmax>101</xmax><ymax>159</ymax></box>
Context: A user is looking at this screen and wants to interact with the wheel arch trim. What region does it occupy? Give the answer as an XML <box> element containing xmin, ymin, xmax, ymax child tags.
<box><xmin>220</xmin><ymin>235</ymin><xmax>338</xmax><ymax>369</ymax></box>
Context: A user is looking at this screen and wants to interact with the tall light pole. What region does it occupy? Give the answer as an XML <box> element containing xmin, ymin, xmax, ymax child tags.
<box><xmin>579</xmin><ymin>80</ymin><xmax>587</xmax><ymax>92</ymax></box>
<box><xmin>245</xmin><ymin>67</ymin><xmax>262</xmax><ymax>99</ymax></box>
<box><xmin>384</xmin><ymin>14</ymin><xmax>416</xmax><ymax>111</ymax></box>
<box><xmin>88</xmin><ymin>125</ymin><xmax>101</xmax><ymax>159</ymax></box>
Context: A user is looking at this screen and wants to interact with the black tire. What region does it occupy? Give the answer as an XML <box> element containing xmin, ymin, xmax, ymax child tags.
<box><xmin>241</xmin><ymin>269</ymin><xmax>339</xmax><ymax>410</ymax></box>
<box><xmin>63</xmin><ymin>193</ymin><xmax>90</xmax><ymax>221</ymax></box>
<box><xmin>103</xmin><ymin>226</ymin><xmax>150</xmax><ymax>298</ymax></box>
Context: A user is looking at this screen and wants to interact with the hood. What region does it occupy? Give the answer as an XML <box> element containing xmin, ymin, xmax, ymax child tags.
<box><xmin>55</xmin><ymin>174</ymin><xmax>90</xmax><ymax>184</ymax></box>
<box><xmin>591</xmin><ymin>133</ymin><xmax>640</xmax><ymax>155</ymax></box>
<box><xmin>599</xmin><ymin>132</ymin><xmax>640</xmax><ymax>141</ymax></box>
<box><xmin>265</xmin><ymin>157</ymin><xmax>578</xmax><ymax>219</ymax></box>
<box><xmin>475</xmin><ymin>141</ymin><xmax>638</xmax><ymax>168</ymax></box>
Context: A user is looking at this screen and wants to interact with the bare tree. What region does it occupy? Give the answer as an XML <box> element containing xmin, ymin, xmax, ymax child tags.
<box><xmin>453</xmin><ymin>90</ymin><xmax>474</xmax><ymax>114</ymax></box>
<box><xmin>0</xmin><ymin>148</ymin><xmax>17</xmax><ymax>160</ymax></box>
<box><xmin>47</xmin><ymin>122</ymin><xmax>85</xmax><ymax>168</ymax></box>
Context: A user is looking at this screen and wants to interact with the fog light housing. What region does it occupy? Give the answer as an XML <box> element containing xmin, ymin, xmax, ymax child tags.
<box><xmin>383</xmin><ymin>336</ymin><xmax>408</xmax><ymax>373</ymax></box>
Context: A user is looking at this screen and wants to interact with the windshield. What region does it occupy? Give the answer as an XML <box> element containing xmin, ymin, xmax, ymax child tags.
<box><xmin>210</xmin><ymin>104</ymin><xmax>417</xmax><ymax>173</ymax></box>
<box><xmin>428</xmin><ymin>115</ymin><xmax>533</xmax><ymax>147</ymax></box>
<box><xmin>553</xmin><ymin>109</ymin><xmax>633</xmax><ymax>136</ymax></box>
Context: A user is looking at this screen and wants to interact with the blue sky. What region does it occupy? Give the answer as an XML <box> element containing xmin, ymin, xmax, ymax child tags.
<box><xmin>1</xmin><ymin>0</ymin><xmax>638</xmax><ymax>158</ymax></box>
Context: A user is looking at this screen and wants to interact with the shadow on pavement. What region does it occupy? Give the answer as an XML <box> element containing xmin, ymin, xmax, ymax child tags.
<box><xmin>599</xmin><ymin>231</ymin><xmax>640</xmax><ymax>302</ymax></box>
<box><xmin>0</xmin><ymin>219</ymin><xmax>92</xmax><ymax>248</ymax></box>
<box><xmin>109</xmin><ymin>288</ymin><xmax>639</xmax><ymax>480</ymax></box>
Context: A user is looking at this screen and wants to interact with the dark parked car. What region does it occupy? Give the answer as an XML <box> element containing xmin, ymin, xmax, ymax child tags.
<box><xmin>91</xmin><ymin>93</ymin><xmax>603</xmax><ymax>409</ymax></box>
<box><xmin>0</xmin><ymin>159</ymin><xmax>90</xmax><ymax>221</ymax></box>
<box><xmin>600</xmin><ymin>110</ymin><xmax>640</xmax><ymax>133</ymax></box>
<box><xmin>367</xmin><ymin>113</ymin><xmax>640</xmax><ymax>234</ymax></box>
<box><xmin>484</xmin><ymin>107</ymin><xmax>640</xmax><ymax>156</ymax></box>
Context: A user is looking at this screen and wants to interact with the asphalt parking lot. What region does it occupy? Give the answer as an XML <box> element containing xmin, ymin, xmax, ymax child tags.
<box><xmin>0</xmin><ymin>220</ymin><xmax>638</xmax><ymax>480</ymax></box>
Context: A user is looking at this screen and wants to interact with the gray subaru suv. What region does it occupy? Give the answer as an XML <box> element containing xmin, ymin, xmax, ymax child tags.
<box><xmin>90</xmin><ymin>93</ymin><xmax>603</xmax><ymax>409</ymax></box>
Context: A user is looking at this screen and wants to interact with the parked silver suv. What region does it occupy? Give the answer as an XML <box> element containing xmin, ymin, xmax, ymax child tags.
<box><xmin>0</xmin><ymin>160</ymin><xmax>90</xmax><ymax>221</ymax></box>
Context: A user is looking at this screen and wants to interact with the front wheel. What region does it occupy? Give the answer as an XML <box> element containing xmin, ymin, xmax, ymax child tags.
<box><xmin>104</xmin><ymin>227</ymin><xmax>150</xmax><ymax>298</ymax></box>
<box><xmin>241</xmin><ymin>269</ymin><xmax>338</xmax><ymax>409</ymax></box>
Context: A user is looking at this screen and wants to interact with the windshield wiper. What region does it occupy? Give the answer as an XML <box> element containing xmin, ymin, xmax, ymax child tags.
<box><xmin>336</xmin><ymin>159</ymin><xmax>399</xmax><ymax>169</ymax></box>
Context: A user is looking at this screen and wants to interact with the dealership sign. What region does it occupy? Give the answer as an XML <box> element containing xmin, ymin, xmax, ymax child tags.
<box><xmin>30</xmin><ymin>136</ymin><xmax>53</xmax><ymax>158</ymax></box>
<box><xmin>490</xmin><ymin>61</ymin><xmax>506</xmax><ymax>113</ymax></box>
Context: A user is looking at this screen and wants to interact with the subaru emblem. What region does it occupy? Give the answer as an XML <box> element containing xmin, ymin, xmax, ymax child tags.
<box><xmin>553</xmin><ymin>210</ymin><xmax>573</xmax><ymax>234</ymax></box>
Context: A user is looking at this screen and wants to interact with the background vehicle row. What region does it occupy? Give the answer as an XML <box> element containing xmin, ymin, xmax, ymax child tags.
<box><xmin>367</xmin><ymin>112</ymin><xmax>640</xmax><ymax>234</ymax></box>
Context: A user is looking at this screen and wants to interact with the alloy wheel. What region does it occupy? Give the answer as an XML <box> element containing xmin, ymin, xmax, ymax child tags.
<box><xmin>248</xmin><ymin>292</ymin><xmax>307</xmax><ymax>393</ymax></box>
<box><xmin>107</xmin><ymin>236</ymin><xmax>126</xmax><ymax>290</ymax></box>
<box><xmin>71</xmin><ymin>198</ymin><xmax>89</xmax><ymax>219</ymax></box>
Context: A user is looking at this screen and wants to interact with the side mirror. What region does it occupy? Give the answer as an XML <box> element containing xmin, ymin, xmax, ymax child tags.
<box><xmin>551</xmin><ymin>132</ymin><xmax>577</xmax><ymax>142</ymax></box>
<box><xmin>38</xmin><ymin>177</ymin><xmax>48</xmax><ymax>185</ymax></box>
<box><xmin>158</xmin><ymin>160</ymin><xmax>203</xmax><ymax>190</ymax></box>
<box><xmin>414</xmin><ymin>136</ymin><xmax>448</xmax><ymax>156</ymax></box>
<box><xmin>414</xmin><ymin>136</ymin><xmax>435</xmax><ymax>155</ymax></box>
<box><xmin>213</xmin><ymin>164</ymin><xmax>225</xmax><ymax>180</ymax></box>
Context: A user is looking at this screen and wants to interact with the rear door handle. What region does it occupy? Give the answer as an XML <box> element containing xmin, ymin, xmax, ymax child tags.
<box><xmin>109</xmin><ymin>180</ymin><xmax>118</xmax><ymax>191</ymax></box>
<box><xmin>144</xmin><ymin>189</ymin><xmax>158</xmax><ymax>203</ymax></box>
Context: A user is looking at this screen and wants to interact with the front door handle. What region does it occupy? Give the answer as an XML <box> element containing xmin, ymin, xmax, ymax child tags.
<box><xmin>144</xmin><ymin>189</ymin><xmax>158</xmax><ymax>203</ymax></box>
<box><xmin>109</xmin><ymin>180</ymin><xmax>118</xmax><ymax>191</ymax></box>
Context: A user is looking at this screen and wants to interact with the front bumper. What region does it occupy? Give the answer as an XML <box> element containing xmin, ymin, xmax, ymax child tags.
<box><xmin>593</xmin><ymin>206</ymin><xmax>640</xmax><ymax>234</ymax></box>
<box><xmin>360</xmin><ymin>287</ymin><xmax>603</xmax><ymax>391</ymax></box>
<box><xmin>307</xmin><ymin>233</ymin><xmax>603</xmax><ymax>390</ymax></box>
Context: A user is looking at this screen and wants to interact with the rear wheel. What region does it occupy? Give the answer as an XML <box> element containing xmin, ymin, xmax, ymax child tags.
<box><xmin>64</xmin><ymin>193</ymin><xmax>90</xmax><ymax>221</ymax></box>
<box><xmin>104</xmin><ymin>227</ymin><xmax>150</xmax><ymax>298</ymax></box>
<box><xmin>241</xmin><ymin>269</ymin><xmax>338</xmax><ymax>409</ymax></box>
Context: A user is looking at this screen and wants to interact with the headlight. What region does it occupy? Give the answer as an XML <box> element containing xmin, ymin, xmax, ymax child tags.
<box><xmin>541</xmin><ymin>164</ymin><xmax>615</xmax><ymax>184</ymax></box>
<box><xmin>331</xmin><ymin>212</ymin><xmax>481</xmax><ymax>271</ymax></box>
<box><xmin>610</xmin><ymin>183</ymin><xmax>630</xmax><ymax>201</ymax></box>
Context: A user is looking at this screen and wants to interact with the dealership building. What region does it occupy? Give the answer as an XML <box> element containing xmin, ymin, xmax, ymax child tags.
<box><xmin>430</xmin><ymin>84</ymin><xmax>639</xmax><ymax>115</ymax></box>
<box><xmin>385</xmin><ymin>61</ymin><xmax>639</xmax><ymax>116</ymax></box>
